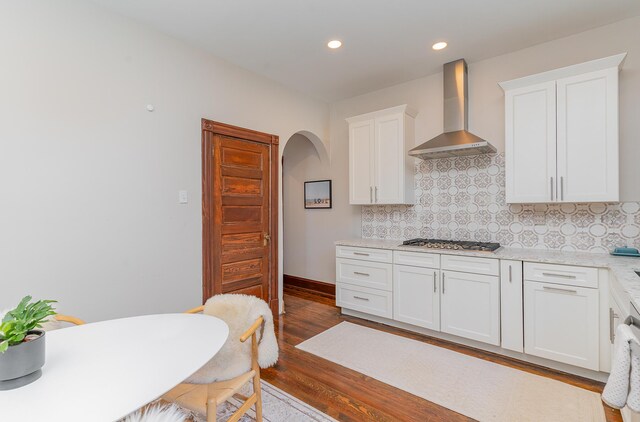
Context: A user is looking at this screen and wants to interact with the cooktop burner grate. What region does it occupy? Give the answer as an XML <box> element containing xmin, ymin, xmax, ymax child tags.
<box><xmin>401</xmin><ymin>238</ymin><xmax>501</xmax><ymax>252</ymax></box>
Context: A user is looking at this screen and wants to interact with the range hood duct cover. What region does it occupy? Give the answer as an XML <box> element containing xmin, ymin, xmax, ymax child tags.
<box><xmin>409</xmin><ymin>59</ymin><xmax>496</xmax><ymax>160</ymax></box>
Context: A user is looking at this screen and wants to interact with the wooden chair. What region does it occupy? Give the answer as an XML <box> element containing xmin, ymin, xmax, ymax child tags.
<box><xmin>54</xmin><ymin>314</ymin><xmax>86</xmax><ymax>326</ymax></box>
<box><xmin>162</xmin><ymin>305</ymin><xmax>265</xmax><ymax>422</ymax></box>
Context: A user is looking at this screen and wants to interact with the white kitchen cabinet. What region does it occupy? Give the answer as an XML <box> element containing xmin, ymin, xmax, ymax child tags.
<box><xmin>556</xmin><ymin>68</ymin><xmax>619</xmax><ymax>202</ymax></box>
<box><xmin>524</xmin><ymin>281</ymin><xmax>599</xmax><ymax>370</ymax></box>
<box><xmin>500</xmin><ymin>53</ymin><xmax>625</xmax><ymax>204</ymax></box>
<box><xmin>346</xmin><ymin>105</ymin><xmax>416</xmax><ymax>205</ymax></box>
<box><xmin>393</xmin><ymin>265</ymin><xmax>440</xmax><ymax>330</ymax></box>
<box><xmin>501</xmin><ymin>260</ymin><xmax>524</xmax><ymax>353</ymax></box>
<box><xmin>440</xmin><ymin>270</ymin><xmax>501</xmax><ymax>346</ymax></box>
<box><xmin>503</xmin><ymin>82</ymin><xmax>556</xmax><ymax>203</ymax></box>
<box><xmin>348</xmin><ymin>120</ymin><xmax>375</xmax><ymax>204</ymax></box>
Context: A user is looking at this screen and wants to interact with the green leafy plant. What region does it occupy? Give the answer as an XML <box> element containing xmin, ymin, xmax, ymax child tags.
<box><xmin>0</xmin><ymin>296</ymin><xmax>56</xmax><ymax>353</ymax></box>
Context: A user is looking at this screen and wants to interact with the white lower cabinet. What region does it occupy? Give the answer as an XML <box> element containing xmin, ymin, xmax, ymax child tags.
<box><xmin>524</xmin><ymin>281</ymin><xmax>599</xmax><ymax>370</ymax></box>
<box><xmin>393</xmin><ymin>265</ymin><xmax>440</xmax><ymax>330</ymax></box>
<box><xmin>440</xmin><ymin>270</ymin><xmax>501</xmax><ymax>346</ymax></box>
<box><xmin>501</xmin><ymin>260</ymin><xmax>524</xmax><ymax>353</ymax></box>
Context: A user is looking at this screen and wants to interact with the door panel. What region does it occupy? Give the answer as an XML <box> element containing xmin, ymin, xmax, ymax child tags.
<box><xmin>524</xmin><ymin>281</ymin><xmax>599</xmax><ymax>370</ymax></box>
<box><xmin>349</xmin><ymin>120</ymin><xmax>374</xmax><ymax>204</ymax></box>
<box><xmin>374</xmin><ymin>114</ymin><xmax>403</xmax><ymax>204</ymax></box>
<box><xmin>440</xmin><ymin>270</ymin><xmax>500</xmax><ymax>345</ymax></box>
<box><xmin>505</xmin><ymin>81</ymin><xmax>557</xmax><ymax>203</ymax></box>
<box><xmin>214</xmin><ymin>136</ymin><xmax>270</xmax><ymax>303</ymax></box>
<box><xmin>556</xmin><ymin>68</ymin><xmax>619</xmax><ymax>202</ymax></box>
<box><xmin>393</xmin><ymin>265</ymin><xmax>440</xmax><ymax>330</ymax></box>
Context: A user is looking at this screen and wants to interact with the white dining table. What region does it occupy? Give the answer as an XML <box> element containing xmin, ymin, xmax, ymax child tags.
<box><xmin>0</xmin><ymin>313</ymin><xmax>229</xmax><ymax>422</ymax></box>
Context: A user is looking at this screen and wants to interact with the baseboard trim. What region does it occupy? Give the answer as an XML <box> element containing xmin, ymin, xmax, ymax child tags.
<box><xmin>284</xmin><ymin>274</ymin><xmax>335</xmax><ymax>298</ymax></box>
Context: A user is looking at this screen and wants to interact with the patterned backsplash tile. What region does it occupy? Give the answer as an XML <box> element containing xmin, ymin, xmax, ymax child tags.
<box><xmin>362</xmin><ymin>153</ymin><xmax>640</xmax><ymax>253</ymax></box>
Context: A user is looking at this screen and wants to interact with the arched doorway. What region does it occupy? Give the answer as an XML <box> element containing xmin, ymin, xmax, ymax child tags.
<box><xmin>281</xmin><ymin>131</ymin><xmax>332</xmax><ymax>307</ymax></box>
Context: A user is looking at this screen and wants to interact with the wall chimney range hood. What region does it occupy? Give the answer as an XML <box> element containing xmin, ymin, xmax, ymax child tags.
<box><xmin>409</xmin><ymin>59</ymin><xmax>496</xmax><ymax>160</ymax></box>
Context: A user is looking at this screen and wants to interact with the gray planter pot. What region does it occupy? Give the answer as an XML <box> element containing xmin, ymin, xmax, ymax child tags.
<box><xmin>0</xmin><ymin>330</ymin><xmax>45</xmax><ymax>390</ymax></box>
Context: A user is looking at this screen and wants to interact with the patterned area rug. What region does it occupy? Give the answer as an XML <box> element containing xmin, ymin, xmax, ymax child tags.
<box><xmin>211</xmin><ymin>380</ymin><xmax>335</xmax><ymax>422</ymax></box>
<box><xmin>165</xmin><ymin>380</ymin><xmax>335</xmax><ymax>422</ymax></box>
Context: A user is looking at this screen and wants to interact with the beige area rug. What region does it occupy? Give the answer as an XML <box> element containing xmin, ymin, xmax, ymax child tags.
<box><xmin>297</xmin><ymin>322</ymin><xmax>606</xmax><ymax>422</ymax></box>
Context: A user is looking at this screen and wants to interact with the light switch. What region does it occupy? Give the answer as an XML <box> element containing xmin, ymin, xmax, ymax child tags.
<box><xmin>178</xmin><ymin>190</ymin><xmax>188</xmax><ymax>204</ymax></box>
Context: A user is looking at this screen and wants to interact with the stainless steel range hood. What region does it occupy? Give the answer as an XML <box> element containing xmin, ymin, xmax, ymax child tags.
<box><xmin>409</xmin><ymin>59</ymin><xmax>495</xmax><ymax>160</ymax></box>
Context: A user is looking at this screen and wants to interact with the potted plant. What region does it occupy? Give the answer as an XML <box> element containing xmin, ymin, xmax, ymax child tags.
<box><xmin>0</xmin><ymin>296</ymin><xmax>56</xmax><ymax>390</ymax></box>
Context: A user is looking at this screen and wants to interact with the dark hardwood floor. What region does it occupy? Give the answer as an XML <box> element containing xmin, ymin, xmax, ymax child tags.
<box><xmin>263</xmin><ymin>289</ymin><xmax>621</xmax><ymax>421</ymax></box>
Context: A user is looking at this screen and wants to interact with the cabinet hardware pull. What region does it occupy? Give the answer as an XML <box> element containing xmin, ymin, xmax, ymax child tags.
<box><xmin>353</xmin><ymin>252</ymin><xmax>370</xmax><ymax>256</ymax></box>
<box><xmin>263</xmin><ymin>233</ymin><xmax>271</xmax><ymax>246</ymax></box>
<box><xmin>442</xmin><ymin>272</ymin><xmax>445</xmax><ymax>294</ymax></box>
<box><xmin>375</xmin><ymin>186</ymin><xmax>378</xmax><ymax>203</ymax></box>
<box><xmin>353</xmin><ymin>272</ymin><xmax>370</xmax><ymax>276</ymax></box>
<box><xmin>541</xmin><ymin>272</ymin><xmax>576</xmax><ymax>279</ymax></box>
<box><xmin>509</xmin><ymin>265</ymin><xmax>512</xmax><ymax>283</ymax></box>
<box><xmin>543</xmin><ymin>286</ymin><xmax>577</xmax><ymax>294</ymax></box>
<box><xmin>560</xmin><ymin>176</ymin><xmax>564</xmax><ymax>201</ymax></box>
<box><xmin>433</xmin><ymin>271</ymin><xmax>437</xmax><ymax>293</ymax></box>
<box><xmin>370</xmin><ymin>186</ymin><xmax>373</xmax><ymax>203</ymax></box>
<box><xmin>550</xmin><ymin>177</ymin><xmax>554</xmax><ymax>201</ymax></box>
<box><xmin>610</xmin><ymin>308</ymin><xmax>619</xmax><ymax>344</ymax></box>
<box><xmin>353</xmin><ymin>296</ymin><xmax>370</xmax><ymax>301</ymax></box>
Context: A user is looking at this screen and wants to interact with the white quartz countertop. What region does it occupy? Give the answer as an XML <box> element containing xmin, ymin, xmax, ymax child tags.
<box><xmin>336</xmin><ymin>238</ymin><xmax>640</xmax><ymax>310</ymax></box>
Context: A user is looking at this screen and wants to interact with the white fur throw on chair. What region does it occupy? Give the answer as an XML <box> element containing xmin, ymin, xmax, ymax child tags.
<box><xmin>121</xmin><ymin>402</ymin><xmax>188</xmax><ymax>422</ymax></box>
<box><xmin>186</xmin><ymin>294</ymin><xmax>279</xmax><ymax>384</ymax></box>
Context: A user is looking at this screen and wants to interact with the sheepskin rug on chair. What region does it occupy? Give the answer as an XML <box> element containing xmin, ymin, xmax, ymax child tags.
<box><xmin>122</xmin><ymin>403</ymin><xmax>187</xmax><ymax>422</ymax></box>
<box><xmin>186</xmin><ymin>293</ymin><xmax>279</xmax><ymax>384</ymax></box>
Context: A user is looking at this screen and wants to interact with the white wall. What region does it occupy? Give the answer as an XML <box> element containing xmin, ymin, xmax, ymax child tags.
<box><xmin>282</xmin><ymin>134</ymin><xmax>360</xmax><ymax>284</ymax></box>
<box><xmin>331</xmin><ymin>16</ymin><xmax>640</xmax><ymax>202</ymax></box>
<box><xmin>0</xmin><ymin>0</ymin><xmax>329</xmax><ymax>321</ymax></box>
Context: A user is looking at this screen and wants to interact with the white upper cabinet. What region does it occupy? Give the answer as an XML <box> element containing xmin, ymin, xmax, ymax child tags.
<box><xmin>556</xmin><ymin>69</ymin><xmax>619</xmax><ymax>202</ymax></box>
<box><xmin>347</xmin><ymin>105</ymin><xmax>416</xmax><ymax>205</ymax></box>
<box><xmin>500</xmin><ymin>53</ymin><xmax>625</xmax><ymax>204</ymax></box>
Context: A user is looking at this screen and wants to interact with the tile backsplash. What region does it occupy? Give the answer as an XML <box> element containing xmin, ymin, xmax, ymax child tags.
<box><xmin>362</xmin><ymin>153</ymin><xmax>640</xmax><ymax>253</ymax></box>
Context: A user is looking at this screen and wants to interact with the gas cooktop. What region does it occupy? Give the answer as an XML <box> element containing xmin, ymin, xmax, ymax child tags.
<box><xmin>401</xmin><ymin>238</ymin><xmax>501</xmax><ymax>252</ymax></box>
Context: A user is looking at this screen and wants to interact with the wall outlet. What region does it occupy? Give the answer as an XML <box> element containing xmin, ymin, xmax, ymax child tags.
<box><xmin>178</xmin><ymin>190</ymin><xmax>188</xmax><ymax>204</ymax></box>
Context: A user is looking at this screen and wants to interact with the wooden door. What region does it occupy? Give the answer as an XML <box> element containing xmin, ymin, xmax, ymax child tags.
<box><xmin>393</xmin><ymin>265</ymin><xmax>440</xmax><ymax>330</ymax></box>
<box><xmin>202</xmin><ymin>120</ymin><xmax>279</xmax><ymax>315</ymax></box>
<box><xmin>504</xmin><ymin>81</ymin><xmax>557</xmax><ymax>203</ymax></box>
<box><xmin>556</xmin><ymin>68</ymin><xmax>619</xmax><ymax>202</ymax></box>
<box><xmin>348</xmin><ymin>119</ymin><xmax>375</xmax><ymax>204</ymax></box>
<box><xmin>440</xmin><ymin>270</ymin><xmax>500</xmax><ymax>346</ymax></box>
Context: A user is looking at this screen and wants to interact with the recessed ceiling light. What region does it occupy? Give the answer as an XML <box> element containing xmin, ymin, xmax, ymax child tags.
<box><xmin>432</xmin><ymin>41</ymin><xmax>448</xmax><ymax>51</ymax></box>
<box><xmin>327</xmin><ymin>40</ymin><xmax>342</xmax><ymax>49</ymax></box>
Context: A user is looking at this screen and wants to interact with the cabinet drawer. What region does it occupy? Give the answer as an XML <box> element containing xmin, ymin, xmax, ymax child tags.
<box><xmin>441</xmin><ymin>254</ymin><xmax>499</xmax><ymax>276</ymax></box>
<box><xmin>394</xmin><ymin>251</ymin><xmax>440</xmax><ymax>269</ymax></box>
<box><xmin>336</xmin><ymin>283</ymin><xmax>392</xmax><ymax>318</ymax></box>
<box><xmin>336</xmin><ymin>246</ymin><xmax>393</xmax><ymax>263</ymax></box>
<box><xmin>336</xmin><ymin>258</ymin><xmax>393</xmax><ymax>291</ymax></box>
<box><xmin>524</xmin><ymin>262</ymin><xmax>598</xmax><ymax>288</ymax></box>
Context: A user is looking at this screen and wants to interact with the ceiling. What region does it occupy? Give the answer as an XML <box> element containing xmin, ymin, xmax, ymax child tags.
<box><xmin>89</xmin><ymin>0</ymin><xmax>640</xmax><ymax>102</ymax></box>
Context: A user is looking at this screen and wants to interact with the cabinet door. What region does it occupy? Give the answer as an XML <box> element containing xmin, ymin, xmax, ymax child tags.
<box><xmin>500</xmin><ymin>260</ymin><xmax>523</xmax><ymax>352</ymax></box>
<box><xmin>349</xmin><ymin>120</ymin><xmax>375</xmax><ymax>204</ymax></box>
<box><xmin>524</xmin><ymin>281</ymin><xmax>599</xmax><ymax>370</ymax></box>
<box><xmin>374</xmin><ymin>113</ymin><xmax>403</xmax><ymax>204</ymax></box>
<box><xmin>440</xmin><ymin>270</ymin><xmax>500</xmax><ymax>345</ymax></box>
<box><xmin>505</xmin><ymin>81</ymin><xmax>557</xmax><ymax>203</ymax></box>
<box><xmin>393</xmin><ymin>265</ymin><xmax>440</xmax><ymax>330</ymax></box>
<box><xmin>556</xmin><ymin>68</ymin><xmax>619</xmax><ymax>202</ymax></box>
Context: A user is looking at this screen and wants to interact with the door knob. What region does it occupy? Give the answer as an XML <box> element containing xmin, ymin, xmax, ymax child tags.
<box><xmin>264</xmin><ymin>233</ymin><xmax>271</xmax><ymax>246</ymax></box>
